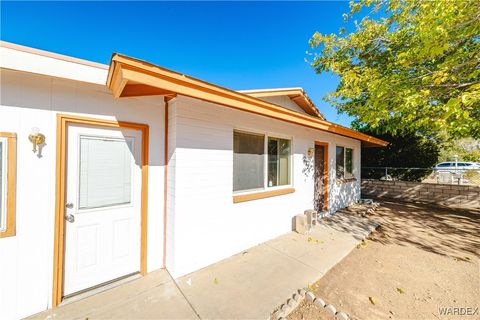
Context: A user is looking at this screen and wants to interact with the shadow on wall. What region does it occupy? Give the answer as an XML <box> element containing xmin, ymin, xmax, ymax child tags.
<box><xmin>329</xmin><ymin>184</ymin><xmax>360</xmax><ymax>213</ymax></box>
<box><xmin>302</xmin><ymin>154</ymin><xmax>314</xmax><ymax>180</ymax></box>
<box><xmin>303</xmin><ymin>153</ymin><xmax>361</xmax><ymax>214</ymax></box>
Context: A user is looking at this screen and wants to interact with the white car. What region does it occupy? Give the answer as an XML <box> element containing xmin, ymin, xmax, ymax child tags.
<box><xmin>434</xmin><ymin>161</ymin><xmax>480</xmax><ymax>172</ymax></box>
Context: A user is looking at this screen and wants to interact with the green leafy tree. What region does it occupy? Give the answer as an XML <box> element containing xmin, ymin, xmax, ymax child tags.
<box><xmin>310</xmin><ymin>0</ymin><xmax>480</xmax><ymax>138</ymax></box>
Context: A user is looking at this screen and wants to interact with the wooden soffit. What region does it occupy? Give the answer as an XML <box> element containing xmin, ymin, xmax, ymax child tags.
<box><xmin>106</xmin><ymin>54</ymin><xmax>387</xmax><ymax>147</ymax></box>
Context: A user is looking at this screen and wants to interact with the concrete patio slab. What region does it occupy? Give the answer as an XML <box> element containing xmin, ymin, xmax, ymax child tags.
<box><xmin>28</xmin><ymin>270</ymin><xmax>199</xmax><ymax>320</ymax></box>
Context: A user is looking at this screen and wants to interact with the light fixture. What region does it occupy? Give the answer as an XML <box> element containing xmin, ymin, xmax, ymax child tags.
<box><xmin>28</xmin><ymin>127</ymin><xmax>45</xmax><ymax>153</ymax></box>
<box><xmin>307</xmin><ymin>147</ymin><xmax>315</xmax><ymax>158</ymax></box>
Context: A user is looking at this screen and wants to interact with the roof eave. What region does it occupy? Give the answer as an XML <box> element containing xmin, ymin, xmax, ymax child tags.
<box><xmin>106</xmin><ymin>54</ymin><xmax>388</xmax><ymax>147</ymax></box>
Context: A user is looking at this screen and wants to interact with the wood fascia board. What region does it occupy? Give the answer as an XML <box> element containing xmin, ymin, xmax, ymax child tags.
<box><xmin>247</xmin><ymin>89</ymin><xmax>304</xmax><ymax>98</ymax></box>
<box><xmin>108</xmin><ymin>55</ymin><xmax>387</xmax><ymax>146</ymax></box>
<box><xmin>110</xmin><ymin>63</ymin><xmax>127</xmax><ymax>99</ymax></box>
<box><xmin>290</xmin><ymin>94</ymin><xmax>320</xmax><ymax>117</ymax></box>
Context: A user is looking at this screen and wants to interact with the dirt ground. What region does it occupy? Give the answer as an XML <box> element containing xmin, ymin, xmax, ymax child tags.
<box><xmin>288</xmin><ymin>201</ymin><xmax>480</xmax><ymax>320</ymax></box>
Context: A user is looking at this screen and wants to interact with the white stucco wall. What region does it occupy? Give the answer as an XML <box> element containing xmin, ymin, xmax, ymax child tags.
<box><xmin>166</xmin><ymin>95</ymin><xmax>361</xmax><ymax>278</ymax></box>
<box><xmin>0</xmin><ymin>68</ymin><xmax>166</xmax><ymax>320</ymax></box>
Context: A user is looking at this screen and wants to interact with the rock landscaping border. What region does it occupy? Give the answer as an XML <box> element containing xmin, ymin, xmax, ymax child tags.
<box><xmin>271</xmin><ymin>288</ymin><xmax>349</xmax><ymax>320</ymax></box>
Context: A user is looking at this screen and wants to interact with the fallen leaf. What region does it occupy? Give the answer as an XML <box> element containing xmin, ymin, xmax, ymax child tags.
<box><xmin>357</xmin><ymin>239</ymin><xmax>368</xmax><ymax>249</ymax></box>
<box><xmin>369</xmin><ymin>296</ymin><xmax>376</xmax><ymax>305</ymax></box>
<box><xmin>397</xmin><ymin>287</ymin><xmax>405</xmax><ymax>294</ymax></box>
<box><xmin>213</xmin><ymin>278</ymin><xmax>219</xmax><ymax>285</ymax></box>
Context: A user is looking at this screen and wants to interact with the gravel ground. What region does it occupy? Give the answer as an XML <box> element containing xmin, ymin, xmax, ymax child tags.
<box><xmin>288</xmin><ymin>201</ymin><xmax>479</xmax><ymax>320</ymax></box>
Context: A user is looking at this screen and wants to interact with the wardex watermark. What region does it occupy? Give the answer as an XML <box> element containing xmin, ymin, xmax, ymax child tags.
<box><xmin>438</xmin><ymin>306</ymin><xmax>479</xmax><ymax>316</ymax></box>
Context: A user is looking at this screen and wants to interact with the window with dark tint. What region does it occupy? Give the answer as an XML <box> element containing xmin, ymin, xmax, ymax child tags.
<box><xmin>233</xmin><ymin>131</ymin><xmax>265</xmax><ymax>192</ymax></box>
<box><xmin>336</xmin><ymin>146</ymin><xmax>354</xmax><ymax>179</ymax></box>
<box><xmin>336</xmin><ymin>146</ymin><xmax>345</xmax><ymax>179</ymax></box>
<box><xmin>345</xmin><ymin>148</ymin><xmax>353</xmax><ymax>178</ymax></box>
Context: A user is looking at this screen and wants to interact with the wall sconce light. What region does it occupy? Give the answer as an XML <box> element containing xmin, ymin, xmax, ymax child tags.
<box><xmin>307</xmin><ymin>147</ymin><xmax>315</xmax><ymax>158</ymax></box>
<box><xmin>28</xmin><ymin>127</ymin><xmax>45</xmax><ymax>153</ymax></box>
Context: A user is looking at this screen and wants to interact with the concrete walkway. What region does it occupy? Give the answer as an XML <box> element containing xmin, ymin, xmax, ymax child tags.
<box><xmin>176</xmin><ymin>213</ymin><xmax>378</xmax><ymax>319</ymax></box>
<box><xmin>30</xmin><ymin>213</ymin><xmax>377</xmax><ymax>320</ymax></box>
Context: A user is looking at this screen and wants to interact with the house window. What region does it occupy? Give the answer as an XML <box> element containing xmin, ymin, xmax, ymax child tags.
<box><xmin>233</xmin><ymin>131</ymin><xmax>265</xmax><ymax>192</ymax></box>
<box><xmin>336</xmin><ymin>146</ymin><xmax>354</xmax><ymax>180</ymax></box>
<box><xmin>233</xmin><ymin>131</ymin><xmax>291</xmax><ymax>192</ymax></box>
<box><xmin>268</xmin><ymin>137</ymin><xmax>291</xmax><ymax>187</ymax></box>
<box><xmin>0</xmin><ymin>133</ymin><xmax>16</xmax><ymax>238</ymax></box>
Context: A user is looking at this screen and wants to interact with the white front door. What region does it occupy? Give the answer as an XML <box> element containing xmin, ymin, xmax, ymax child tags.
<box><xmin>64</xmin><ymin>124</ymin><xmax>142</xmax><ymax>296</ymax></box>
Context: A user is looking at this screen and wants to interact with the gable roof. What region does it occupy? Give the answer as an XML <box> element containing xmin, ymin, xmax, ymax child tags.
<box><xmin>107</xmin><ymin>53</ymin><xmax>387</xmax><ymax>147</ymax></box>
<box><xmin>239</xmin><ymin>88</ymin><xmax>325</xmax><ymax>119</ymax></box>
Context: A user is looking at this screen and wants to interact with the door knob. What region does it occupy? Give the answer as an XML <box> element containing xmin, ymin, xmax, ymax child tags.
<box><xmin>65</xmin><ymin>202</ymin><xmax>74</xmax><ymax>209</ymax></box>
<box><xmin>65</xmin><ymin>214</ymin><xmax>75</xmax><ymax>223</ymax></box>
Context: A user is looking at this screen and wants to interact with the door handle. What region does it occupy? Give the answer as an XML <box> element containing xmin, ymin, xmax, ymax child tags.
<box><xmin>65</xmin><ymin>214</ymin><xmax>75</xmax><ymax>223</ymax></box>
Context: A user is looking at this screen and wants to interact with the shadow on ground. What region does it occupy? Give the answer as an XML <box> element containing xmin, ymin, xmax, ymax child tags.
<box><xmin>289</xmin><ymin>200</ymin><xmax>480</xmax><ymax>320</ymax></box>
<box><xmin>340</xmin><ymin>201</ymin><xmax>479</xmax><ymax>259</ymax></box>
<box><xmin>319</xmin><ymin>213</ymin><xmax>378</xmax><ymax>241</ymax></box>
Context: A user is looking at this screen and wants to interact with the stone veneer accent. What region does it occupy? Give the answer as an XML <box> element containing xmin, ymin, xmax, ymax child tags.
<box><xmin>361</xmin><ymin>179</ymin><xmax>480</xmax><ymax>209</ymax></box>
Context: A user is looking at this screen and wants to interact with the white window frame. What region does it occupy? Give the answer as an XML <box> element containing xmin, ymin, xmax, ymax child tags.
<box><xmin>0</xmin><ymin>137</ymin><xmax>7</xmax><ymax>231</ymax></box>
<box><xmin>336</xmin><ymin>145</ymin><xmax>355</xmax><ymax>180</ymax></box>
<box><xmin>233</xmin><ymin>129</ymin><xmax>294</xmax><ymax>194</ymax></box>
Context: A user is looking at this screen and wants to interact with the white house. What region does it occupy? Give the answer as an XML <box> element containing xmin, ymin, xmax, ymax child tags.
<box><xmin>0</xmin><ymin>41</ymin><xmax>386</xmax><ymax>319</ymax></box>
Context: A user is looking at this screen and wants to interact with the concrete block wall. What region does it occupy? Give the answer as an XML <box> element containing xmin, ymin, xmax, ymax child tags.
<box><xmin>361</xmin><ymin>179</ymin><xmax>480</xmax><ymax>210</ymax></box>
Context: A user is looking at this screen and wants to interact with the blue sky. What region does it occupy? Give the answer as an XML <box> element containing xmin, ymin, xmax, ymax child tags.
<box><xmin>1</xmin><ymin>1</ymin><xmax>355</xmax><ymax>126</ymax></box>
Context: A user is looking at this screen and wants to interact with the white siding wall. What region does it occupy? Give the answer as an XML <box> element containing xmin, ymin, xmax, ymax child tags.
<box><xmin>166</xmin><ymin>98</ymin><xmax>178</xmax><ymax>272</ymax></box>
<box><xmin>0</xmin><ymin>69</ymin><xmax>166</xmax><ymax>320</ymax></box>
<box><xmin>166</xmin><ymin>95</ymin><xmax>361</xmax><ymax>278</ymax></box>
